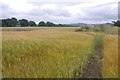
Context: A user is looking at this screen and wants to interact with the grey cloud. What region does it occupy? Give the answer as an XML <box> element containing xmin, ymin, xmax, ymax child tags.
<box><xmin>76</xmin><ymin>3</ymin><xmax>118</xmax><ymax>23</ymax></box>
<box><xmin>0</xmin><ymin>1</ymin><xmax>118</xmax><ymax>24</ymax></box>
<box><xmin>1</xmin><ymin>3</ymin><xmax>21</xmax><ymax>19</ymax></box>
<box><xmin>93</xmin><ymin>2</ymin><xmax>118</xmax><ymax>8</ymax></box>
<box><xmin>24</xmin><ymin>10</ymin><xmax>72</xmax><ymax>24</ymax></box>
<box><xmin>40</xmin><ymin>8</ymin><xmax>71</xmax><ymax>17</ymax></box>
<box><xmin>26</xmin><ymin>0</ymin><xmax>93</xmax><ymax>4</ymax></box>
<box><xmin>23</xmin><ymin>4</ymin><xmax>72</xmax><ymax>23</ymax></box>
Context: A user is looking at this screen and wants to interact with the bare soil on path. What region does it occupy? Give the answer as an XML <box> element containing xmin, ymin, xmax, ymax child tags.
<box><xmin>80</xmin><ymin>44</ymin><xmax>103</xmax><ymax>78</ymax></box>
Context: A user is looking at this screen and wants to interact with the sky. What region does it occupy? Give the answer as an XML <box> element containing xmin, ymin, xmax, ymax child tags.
<box><xmin>0</xmin><ymin>0</ymin><xmax>119</xmax><ymax>24</ymax></box>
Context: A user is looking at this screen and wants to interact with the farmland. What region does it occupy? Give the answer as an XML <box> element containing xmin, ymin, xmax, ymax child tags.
<box><xmin>103</xmin><ymin>35</ymin><xmax>118</xmax><ymax>78</ymax></box>
<box><xmin>1</xmin><ymin>26</ymin><xmax>118</xmax><ymax>78</ymax></box>
<box><xmin>103</xmin><ymin>26</ymin><xmax>118</xmax><ymax>78</ymax></box>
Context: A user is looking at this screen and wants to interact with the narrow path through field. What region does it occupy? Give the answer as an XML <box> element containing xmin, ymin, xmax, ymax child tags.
<box><xmin>80</xmin><ymin>35</ymin><xmax>104</xmax><ymax>78</ymax></box>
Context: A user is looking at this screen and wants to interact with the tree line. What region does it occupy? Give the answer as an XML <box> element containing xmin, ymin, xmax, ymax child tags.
<box><xmin>112</xmin><ymin>20</ymin><xmax>120</xmax><ymax>27</ymax></box>
<box><xmin>0</xmin><ymin>17</ymin><xmax>64</xmax><ymax>27</ymax></box>
<box><xmin>1</xmin><ymin>17</ymin><xmax>120</xmax><ymax>27</ymax></box>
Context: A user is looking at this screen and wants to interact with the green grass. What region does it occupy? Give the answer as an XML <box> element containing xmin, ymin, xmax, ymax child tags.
<box><xmin>94</xmin><ymin>33</ymin><xmax>104</xmax><ymax>47</ymax></box>
<box><xmin>102</xmin><ymin>35</ymin><xmax>118</xmax><ymax>78</ymax></box>
<box><xmin>2</xmin><ymin>27</ymin><xmax>95</xmax><ymax>78</ymax></box>
<box><xmin>102</xmin><ymin>26</ymin><xmax>118</xmax><ymax>78</ymax></box>
<box><xmin>1</xmin><ymin>27</ymin><xmax>51</xmax><ymax>31</ymax></box>
<box><xmin>2</xmin><ymin>27</ymin><xmax>118</xmax><ymax>78</ymax></box>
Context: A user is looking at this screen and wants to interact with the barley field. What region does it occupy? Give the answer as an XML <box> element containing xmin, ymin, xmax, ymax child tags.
<box><xmin>103</xmin><ymin>35</ymin><xmax>118</xmax><ymax>78</ymax></box>
<box><xmin>102</xmin><ymin>27</ymin><xmax>118</xmax><ymax>78</ymax></box>
<box><xmin>1</xmin><ymin>27</ymin><xmax>118</xmax><ymax>78</ymax></box>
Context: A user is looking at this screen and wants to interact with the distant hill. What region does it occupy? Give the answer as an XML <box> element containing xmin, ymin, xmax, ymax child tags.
<box><xmin>63</xmin><ymin>22</ymin><xmax>113</xmax><ymax>27</ymax></box>
<box><xmin>92</xmin><ymin>23</ymin><xmax>113</xmax><ymax>26</ymax></box>
<box><xmin>64</xmin><ymin>23</ymin><xmax>88</xmax><ymax>27</ymax></box>
<box><xmin>105</xmin><ymin>23</ymin><xmax>113</xmax><ymax>26</ymax></box>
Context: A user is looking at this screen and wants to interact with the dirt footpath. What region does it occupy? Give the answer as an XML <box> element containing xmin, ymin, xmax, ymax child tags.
<box><xmin>80</xmin><ymin>44</ymin><xmax>103</xmax><ymax>78</ymax></box>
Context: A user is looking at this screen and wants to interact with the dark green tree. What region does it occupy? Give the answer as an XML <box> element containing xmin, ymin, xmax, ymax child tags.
<box><xmin>2</xmin><ymin>19</ymin><xmax>7</xmax><ymax>27</ymax></box>
<box><xmin>0</xmin><ymin>20</ymin><xmax>2</xmax><ymax>26</ymax></box>
<box><xmin>6</xmin><ymin>18</ymin><xmax>13</xmax><ymax>27</ymax></box>
<box><xmin>29</xmin><ymin>21</ymin><xmax>36</xmax><ymax>26</ymax></box>
<box><xmin>38</xmin><ymin>21</ymin><xmax>46</xmax><ymax>26</ymax></box>
<box><xmin>113</xmin><ymin>20</ymin><xmax>120</xmax><ymax>27</ymax></box>
<box><xmin>58</xmin><ymin>24</ymin><xmax>64</xmax><ymax>27</ymax></box>
<box><xmin>19</xmin><ymin>19</ymin><xmax>29</xmax><ymax>27</ymax></box>
<box><xmin>11</xmin><ymin>17</ymin><xmax>18</xmax><ymax>27</ymax></box>
<box><xmin>1</xmin><ymin>17</ymin><xmax>65</xmax><ymax>27</ymax></box>
<box><xmin>46</xmin><ymin>21</ymin><xmax>55</xmax><ymax>26</ymax></box>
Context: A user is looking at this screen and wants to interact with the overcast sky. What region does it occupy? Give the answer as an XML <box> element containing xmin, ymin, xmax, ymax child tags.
<box><xmin>0</xmin><ymin>0</ymin><xmax>119</xmax><ymax>24</ymax></box>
